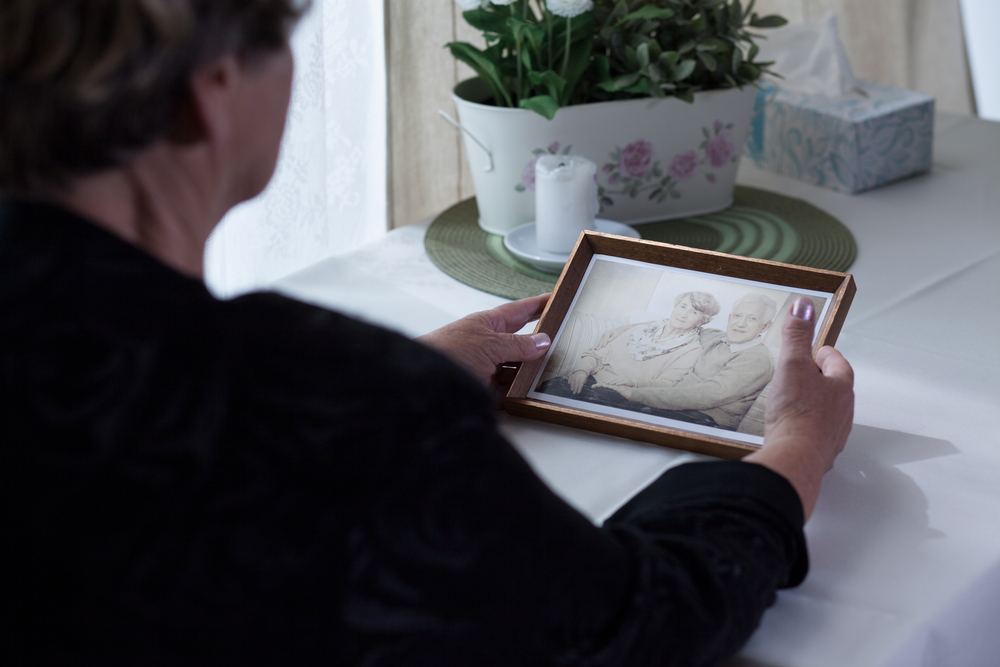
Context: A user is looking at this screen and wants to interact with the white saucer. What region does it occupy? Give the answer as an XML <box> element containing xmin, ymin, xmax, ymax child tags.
<box><xmin>503</xmin><ymin>219</ymin><xmax>641</xmax><ymax>273</ymax></box>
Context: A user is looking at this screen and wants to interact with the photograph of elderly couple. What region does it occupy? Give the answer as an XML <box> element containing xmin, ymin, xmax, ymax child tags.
<box><xmin>528</xmin><ymin>257</ymin><xmax>831</xmax><ymax>443</ymax></box>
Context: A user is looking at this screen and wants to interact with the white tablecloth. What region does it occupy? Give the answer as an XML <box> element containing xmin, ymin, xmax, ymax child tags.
<box><xmin>271</xmin><ymin>112</ymin><xmax>1000</xmax><ymax>667</ymax></box>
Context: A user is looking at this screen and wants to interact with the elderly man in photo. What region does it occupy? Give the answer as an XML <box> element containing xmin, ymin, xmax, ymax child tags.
<box><xmin>601</xmin><ymin>293</ymin><xmax>778</xmax><ymax>430</ymax></box>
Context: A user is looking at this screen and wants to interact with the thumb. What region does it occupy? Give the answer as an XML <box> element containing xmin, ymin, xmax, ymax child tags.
<box><xmin>781</xmin><ymin>297</ymin><xmax>817</xmax><ymax>360</ymax></box>
<box><xmin>498</xmin><ymin>331</ymin><xmax>551</xmax><ymax>365</ymax></box>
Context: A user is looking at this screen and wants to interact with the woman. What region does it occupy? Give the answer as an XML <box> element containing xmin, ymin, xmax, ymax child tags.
<box><xmin>0</xmin><ymin>1</ymin><xmax>855</xmax><ymax>664</ymax></box>
<box><xmin>541</xmin><ymin>292</ymin><xmax>720</xmax><ymax>408</ymax></box>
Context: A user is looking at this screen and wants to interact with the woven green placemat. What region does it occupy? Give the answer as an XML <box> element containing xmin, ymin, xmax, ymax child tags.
<box><xmin>424</xmin><ymin>186</ymin><xmax>856</xmax><ymax>301</ymax></box>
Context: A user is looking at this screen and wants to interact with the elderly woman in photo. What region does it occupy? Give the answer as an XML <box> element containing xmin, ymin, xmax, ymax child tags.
<box><xmin>2</xmin><ymin>1</ymin><xmax>856</xmax><ymax>664</ymax></box>
<box><xmin>539</xmin><ymin>292</ymin><xmax>720</xmax><ymax>405</ymax></box>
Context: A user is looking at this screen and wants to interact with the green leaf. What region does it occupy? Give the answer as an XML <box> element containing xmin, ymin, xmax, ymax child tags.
<box><xmin>625</xmin><ymin>45</ymin><xmax>638</xmax><ymax>69</ymax></box>
<box><xmin>461</xmin><ymin>8</ymin><xmax>510</xmax><ymax>36</ymax></box>
<box><xmin>715</xmin><ymin>5</ymin><xmax>730</xmax><ymax>29</ymax></box>
<box><xmin>675</xmin><ymin>90</ymin><xmax>695</xmax><ymax>103</ymax></box>
<box><xmin>560</xmin><ymin>35</ymin><xmax>594</xmax><ymax>104</ymax></box>
<box><xmin>747</xmin><ymin>43</ymin><xmax>759</xmax><ymax>61</ymax></box>
<box><xmin>678</xmin><ymin>40</ymin><xmax>696</xmax><ymax>54</ymax></box>
<box><xmin>698</xmin><ymin>50</ymin><xmax>717</xmax><ymax>72</ymax></box>
<box><xmin>698</xmin><ymin>38</ymin><xmax>730</xmax><ymax>53</ymax></box>
<box><xmin>597</xmin><ymin>71</ymin><xmax>642</xmax><ymax>92</ymax></box>
<box><xmin>646</xmin><ymin>38</ymin><xmax>662</xmax><ymax>62</ymax></box>
<box><xmin>646</xmin><ymin>62</ymin><xmax>663</xmax><ymax>83</ymax></box>
<box><xmin>749</xmin><ymin>13</ymin><xmax>788</xmax><ymax>28</ymax></box>
<box><xmin>731</xmin><ymin>0</ymin><xmax>743</xmax><ymax>27</ymax></box>
<box><xmin>616</xmin><ymin>5</ymin><xmax>675</xmax><ymax>25</ymax></box>
<box><xmin>508</xmin><ymin>16</ymin><xmax>545</xmax><ymax>56</ymax></box>
<box><xmin>620</xmin><ymin>78</ymin><xmax>651</xmax><ymax>95</ymax></box>
<box><xmin>592</xmin><ymin>53</ymin><xmax>611</xmax><ymax>81</ymax></box>
<box><xmin>673</xmin><ymin>59</ymin><xmax>697</xmax><ymax>81</ymax></box>
<box><xmin>659</xmin><ymin>51</ymin><xmax>680</xmax><ymax>67</ymax></box>
<box><xmin>519</xmin><ymin>94</ymin><xmax>559</xmax><ymax>120</ymax></box>
<box><xmin>601</xmin><ymin>0</ymin><xmax>630</xmax><ymax>29</ymax></box>
<box><xmin>519</xmin><ymin>48</ymin><xmax>533</xmax><ymax>72</ymax></box>
<box><xmin>528</xmin><ymin>69</ymin><xmax>567</xmax><ymax>100</ymax></box>
<box><xmin>637</xmin><ymin>42</ymin><xmax>650</xmax><ymax>69</ymax></box>
<box><xmin>446</xmin><ymin>41</ymin><xmax>512</xmax><ymax>107</ymax></box>
<box><xmin>739</xmin><ymin>63</ymin><xmax>761</xmax><ymax>80</ymax></box>
<box><xmin>731</xmin><ymin>47</ymin><xmax>743</xmax><ymax>72</ymax></box>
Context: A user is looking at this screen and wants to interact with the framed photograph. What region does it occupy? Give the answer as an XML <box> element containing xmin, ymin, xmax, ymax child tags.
<box><xmin>504</xmin><ymin>232</ymin><xmax>856</xmax><ymax>459</ymax></box>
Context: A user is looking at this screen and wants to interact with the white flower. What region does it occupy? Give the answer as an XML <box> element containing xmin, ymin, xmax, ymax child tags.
<box><xmin>455</xmin><ymin>0</ymin><xmax>489</xmax><ymax>10</ymax></box>
<box><xmin>547</xmin><ymin>0</ymin><xmax>593</xmax><ymax>18</ymax></box>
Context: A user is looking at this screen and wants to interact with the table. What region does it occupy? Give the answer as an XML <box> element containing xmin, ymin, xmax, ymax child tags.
<box><xmin>271</xmin><ymin>112</ymin><xmax>1000</xmax><ymax>667</ymax></box>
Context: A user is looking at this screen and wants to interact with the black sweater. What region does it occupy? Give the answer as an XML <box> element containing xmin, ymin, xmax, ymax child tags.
<box><xmin>1</xmin><ymin>199</ymin><xmax>807</xmax><ymax>665</ymax></box>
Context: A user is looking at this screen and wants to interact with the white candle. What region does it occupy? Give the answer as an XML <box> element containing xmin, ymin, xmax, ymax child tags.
<box><xmin>534</xmin><ymin>155</ymin><xmax>598</xmax><ymax>254</ymax></box>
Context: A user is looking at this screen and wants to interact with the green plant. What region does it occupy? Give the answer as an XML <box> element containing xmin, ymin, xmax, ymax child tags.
<box><xmin>447</xmin><ymin>0</ymin><xmax>786</xmax><ymax>119</ymax></box>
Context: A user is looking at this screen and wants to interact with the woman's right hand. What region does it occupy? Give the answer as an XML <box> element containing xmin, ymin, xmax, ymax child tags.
<box><xmin>744</xmin><ymin>297</ymin><xmax>854</xmax><ymax>520</ymax></box>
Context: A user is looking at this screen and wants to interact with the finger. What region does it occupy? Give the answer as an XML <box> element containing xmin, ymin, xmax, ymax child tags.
<box><xmin>780</xmin><ymin>297</ymin><xmax>817</xmax><ymax>361</ymax></box>
<box><xmin>817</xmin><ymin>346</ymin><xmax>854</xmax><ymax>385</ymax></box>
<box><xmin>490</xmin><ymin>294</ymin><xmax>551</xmax><ymax>334</ymax></box>
<box><xmin>494</xmin><ymin>331</ymin><xmax>551</xmax><ymax>366</ymax></box>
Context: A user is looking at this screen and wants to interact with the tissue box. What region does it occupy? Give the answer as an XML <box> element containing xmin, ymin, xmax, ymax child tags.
<box><xmin>744</xmin><ymin>81</ymin><xmax>934</xmax><ymax>193</ymax></box>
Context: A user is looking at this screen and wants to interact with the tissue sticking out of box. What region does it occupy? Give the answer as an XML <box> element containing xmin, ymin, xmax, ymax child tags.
<box><xmin>756</xmin><ymin>14</ymin><xmax>862</xmax><ymax>98</ymax></box>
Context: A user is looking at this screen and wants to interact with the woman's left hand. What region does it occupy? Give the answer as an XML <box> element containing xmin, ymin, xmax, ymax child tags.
<box><xmin>417</xmin><ymin>294</ymin><xmax>551</xmax><ymax>391</ymax></box>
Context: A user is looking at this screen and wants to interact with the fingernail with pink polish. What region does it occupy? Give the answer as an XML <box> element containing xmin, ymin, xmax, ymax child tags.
<box><xmin>791</xmin><ymin>298</ymin><xmax>814</xmax><ymax>322</ymax></box>
<box><xmin>530</xmin><ymin>333</ymin><xmax>551</xmax><ymax>350</ymax></box>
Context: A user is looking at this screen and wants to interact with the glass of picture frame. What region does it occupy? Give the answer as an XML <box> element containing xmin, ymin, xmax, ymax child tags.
<box><xmin>504</xmin><ymin>232</ymin><xmax>856</xmax><ymax>459</ymax></box>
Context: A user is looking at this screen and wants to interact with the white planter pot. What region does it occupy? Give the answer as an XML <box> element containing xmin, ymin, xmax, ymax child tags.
<box><xmin>452</xmin><ymin>78</ymin><xmax>757</xmax><ymax>235</ymax></box>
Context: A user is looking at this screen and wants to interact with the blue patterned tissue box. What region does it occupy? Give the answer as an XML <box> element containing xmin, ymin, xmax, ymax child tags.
<box><xmin>744</xmin><ymin>81</ymin><xmax>934</xmax><ymax>193</ymax></box>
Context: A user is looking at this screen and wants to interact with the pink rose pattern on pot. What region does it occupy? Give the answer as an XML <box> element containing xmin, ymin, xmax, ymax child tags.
<box><xmin>618</xmin><ymin>140</ymin><xmax>655</xmax><ymax>178</ymax></box>
<box><xmin>517</xmin><ymin>121</ymin><xmax>739</xmax><ymax>206</ymax></box>
<box><xmin>705</xmin><ymin>129</ymin><xmax>736</xmax><ymax>168</ymax></box>
<box><xmin>514</xmin><ymin>141</ymin><xmax>572</xmax><ymax>192</ymax></box>
<box><xmin>668</xmin><ymin>151</ymin><xmax>699</xmax><ymax>181</ymax></box>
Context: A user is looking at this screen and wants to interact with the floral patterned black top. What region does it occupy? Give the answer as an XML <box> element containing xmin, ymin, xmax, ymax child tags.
<box><xmin>1</xmin><ymin>199</ymin><xmax>807</xmax><ymax>666</ymax></box>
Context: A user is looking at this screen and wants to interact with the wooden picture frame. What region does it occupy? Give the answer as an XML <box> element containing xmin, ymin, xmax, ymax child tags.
<box><xmin>504</xmin><ymin>232</ymin><xmax>856</xmax><ymax>459</ymax></box>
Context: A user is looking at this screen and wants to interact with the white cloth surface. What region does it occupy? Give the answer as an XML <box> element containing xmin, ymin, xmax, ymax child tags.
<box><xmin>270</xmin><ymin>112</ymin><xmax>1000</xmax><ymax>667</ymax></box>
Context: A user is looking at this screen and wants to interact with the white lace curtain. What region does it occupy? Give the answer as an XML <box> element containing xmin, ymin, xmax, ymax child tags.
<box><xmin>204</xmin><ymin>0</ymin><xmax>387</xmax><ymax>298</ymax></box>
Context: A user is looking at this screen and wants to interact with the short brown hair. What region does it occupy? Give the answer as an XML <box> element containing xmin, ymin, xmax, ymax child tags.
<box><xmin>0</xmin><ymin>0</ymin><xmax>309</xmax><ymax>195</ymax></box>
<box><xmin>674</xmin><ymin>291</ymin><xmax>721</xmax><ymax>325</ymax></box>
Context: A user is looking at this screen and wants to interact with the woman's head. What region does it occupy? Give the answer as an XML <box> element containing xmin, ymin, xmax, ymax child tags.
<box><xmin>0</xmin><ymin>0</ymin><xmax>308</xmax><ymax>196</ymax></box>
<box><xmin>669</xmin><ymin>291</ymin><xmax>721</xmax><ymax>331</ymax></box>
